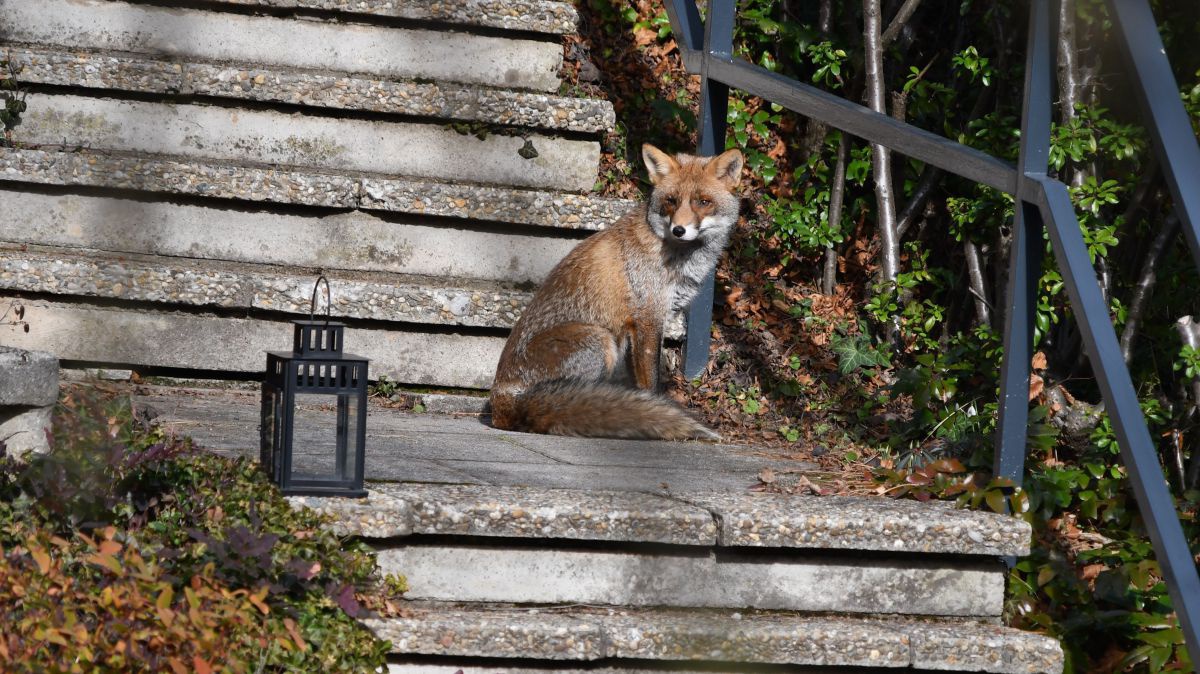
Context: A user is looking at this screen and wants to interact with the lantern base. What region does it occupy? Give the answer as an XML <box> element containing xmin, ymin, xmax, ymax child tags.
<box><xmin>281</xmin><ymin>486</ymin><xmax>369</xmax><ymax>499</ymax></box>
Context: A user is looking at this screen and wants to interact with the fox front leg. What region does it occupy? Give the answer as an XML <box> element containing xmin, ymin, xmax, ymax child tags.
<box><xmin>626</xmin><ymin>318</ymin><xmax>663</xmax><ymax>391</ymax></box>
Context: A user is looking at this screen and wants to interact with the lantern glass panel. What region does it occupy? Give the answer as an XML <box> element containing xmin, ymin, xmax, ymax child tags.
<box><xmin>289</xmin><ymin>390</ymin><xmax>360</xmax><ymax>484</ymax></box>
<box><xmin>260</xmin><ymin>385</ymin><xmax>285</xmax><ymax>483</ymax></box>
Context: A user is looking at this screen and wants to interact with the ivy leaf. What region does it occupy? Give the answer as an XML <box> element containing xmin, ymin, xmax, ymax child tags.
<box><xmin>832</xmin><ymin>335</ymin><xmax>877</xmax><ymax>374</ymax></box>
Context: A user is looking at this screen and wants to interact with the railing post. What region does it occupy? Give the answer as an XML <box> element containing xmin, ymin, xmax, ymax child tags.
<box><xmin>1032</xmin><ymin>176</ymin><xmax>1200</xmax><ymax>665</ymax></box>
<box><xmin>993</xmin><ymin>0</ymin><xmax>1053</xmax><ymax>482</ymax></box>
<box><xmin>682</xmin><ymin>0</ymin><xmax>735</xmax><ymax>379</ymax></box>
<box><xmin>1106</xmin><ymin>0</ymin><xmax>1200</xmax><ymax>271</ymax></box>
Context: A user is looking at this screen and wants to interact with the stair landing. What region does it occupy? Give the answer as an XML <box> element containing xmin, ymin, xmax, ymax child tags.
<box><xmin>135</xmin><ymin>385</ymin><xmax>821</xmax><ymax>493</ymax></box>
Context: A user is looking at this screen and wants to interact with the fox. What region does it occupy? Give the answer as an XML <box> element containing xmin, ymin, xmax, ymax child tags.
<box><xmin>489</xmin><ymin>144</ymin><xmax>744</xmax><ymax>440</ymax></box>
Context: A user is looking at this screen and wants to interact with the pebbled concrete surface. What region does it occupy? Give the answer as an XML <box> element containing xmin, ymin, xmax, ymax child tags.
<box><xmin>373</xmin><ymin>482</ymin><xmax>718</xmax><ymax>545</ymax></box>
<box><xmin>0</xmin><ymin>190</ymin><xmax>580</xmax><ymax>285</ymax></box>
<box><xmin>365</xmin><ymin>603</ymin><xmax>1064</xmax><ymax>673</ymax></box>
<box><xmin>20</xmin><ymin>94</ymin><xmax>599</xmax><ymax>192</ymax></box>
<box><xmin>1</xmin><ymin>297</ymin><xmax>505</xmax><ymax>388</ymax></box>
<box><xmin>678</xmin><ymin>491</ymin><xmax>1031</xmax><ymax>557</ymax></box>
<box><xmin>0</xmin><ymin>0</ymin><xmax>563</xmax><ymax>91</ymax></box>
<box><xmin>207</xmin><ymin>0</ymin><xmax>580</xmax><ymax>34</ymax></box>
<box><xmin>0</xmin><ymin>245</ymin><xmax>686</xmax><ymax>340</ymax></box>
<box><xmin>6</xmin><ymin>46</ymin><xmax>613</xmax><ymax>134</ymax></box>
<box><xmin>0</xmin><ymin>148</ymin><xmax>635</xmax><ymax>231</ymax></box>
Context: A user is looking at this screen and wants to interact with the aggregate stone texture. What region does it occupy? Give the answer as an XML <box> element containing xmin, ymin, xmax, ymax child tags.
<box><xmin>908</xmin><ymin>622</ymin><xmax>1066</xmax><ymax>673</ymax></box>
<box><xmin>0</xmin><ymin>246</ymin><xmax>534</xmax><ymax>330</ymax></box>
<box><xmin>2</xmin><ymin>297</ymin><xmax>504</xmax><ymax>389</ymax></box>
<box><xmin>385</xmin><ymin>666</ymin><xmax>747</xmax><ymax>674</ymax></box>
<box><xmin>0</xmin><ymin>189</ymin><xmax>582</xmax><ymax>285</ymax></box>
<box><xmin>0</xmin><ymin>147</ymin><xmax>635</xmax><ymax>231</ymax></box>
<box><xmin>5</xmin><ymin>46</ymin><xmax>614</xmax><ymax>133</ymax></box>
<box><xmin>209</xmin><ymin>0</ymin><xmax>579</xmax><ymax>34</ymax></box>
<box><xmin>287</xmin><ymin>490</ymin><xmax>412</xmax><ymax>538</ymax></box>
<box><xmin>365</xmin><ymin>603</ymin><xmax>1064</xmax><ymax>672</ymax></box>
<box><xmin>0</xmin><ymin>346</ymin><xmax>58</xmax><ymax>407</ymax></box>
<box><xmin>678</xmin><ymin>491</ymin><xmax>1031</xmax><ymax>557</ymax></box>
<box><xmin>21</xmin><ymin>94</ymin><xmax>600</xmax><ymax>192</ymax></box>
<box><xmin>370</xmin><ymin>482</ymin><xmax>719</xmax><ymax>545</ymax></box>
<box><xmin>0</xmin><ymin>0</ymin><xmax>564</xmax><ymax>92</ymax></box>
<box><xmin>365</xmin><ymin>607</ymin><xmax>606</xmax><ymax>661</ymax></box>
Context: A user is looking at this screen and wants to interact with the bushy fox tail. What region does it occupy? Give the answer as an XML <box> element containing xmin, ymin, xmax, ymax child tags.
<box><xmin>497</xmin><ymin>380</ymin><xmax>718</xmax><ymax>441</ymax></box>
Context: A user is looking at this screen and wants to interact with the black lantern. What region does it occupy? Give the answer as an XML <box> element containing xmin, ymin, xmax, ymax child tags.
<box><xmin>261</xmin><ymin>276</ymin><xmax>368</xmax><ymax>497</ymax></box>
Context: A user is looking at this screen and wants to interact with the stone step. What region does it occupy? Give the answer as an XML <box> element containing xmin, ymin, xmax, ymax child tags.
<box><xmin>0</xmin><ymin>148</ymin><xmax>634</xmax><ymax>232</ymax></box>
<box><xmin>19</xmin><ymin>94</ymin><xmax>599</xmax><ymax>192</ymax></box>
<box><xmin>0</xmin><ymin>0</ymin><xmax>562</xmax><ymax>92</ymax></box>
<box><xmin>292</xmin><ymin>483</ymin><xmax>1027</xmax><ymax>616</ymax></box>
<box><xmin>296</xmin><ymin>482</ymin><xmax>1030</xmax><ymax>555</ymax></box>
<box><xmin>0</xmin><ymin>189</ymin><xmax>579</xmax><ymax>285</ymax></box>
<box><xmin>0</xmin><ymin>245</ymin><xmax>686</xmax><ymax>338</ymax></box>
<box><xmin>0</xmin><ymin>346</ymin><xmax>59</xmax><ymax>456</ymax></box>
<box><xmin>5</xmin><ymin>46</ymin><xmax>613</xmax><ymax>134</ymax></box>
<box><xmin>378</xmin><ymin>542</ymin><xmax>1002</xmax><ymax>616</ymax></box>
<box><xmin>1</xmin><ymin>295</ymin><xmax>504</xmax><ymax>388</ymax></box>
<box><xmin>365</xmin><ymin>602</ymin><xmax>1063</xmax><ymax>673</ymax></box>
<box><xmin>197</xmin><ymin>0</ymin><xmax>579</xmax><ymax>34</ymax></box>
<box><xmin>0</xmin><ymin>245</ymin><xmax>530</xmax><ymax>330</ymax></box>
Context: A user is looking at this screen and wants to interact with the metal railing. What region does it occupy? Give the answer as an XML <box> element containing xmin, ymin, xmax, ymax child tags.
<box><xmin>664</xmin><ymin>0</ymin><xmax>1200</xmax><ymax>658</ymax></box>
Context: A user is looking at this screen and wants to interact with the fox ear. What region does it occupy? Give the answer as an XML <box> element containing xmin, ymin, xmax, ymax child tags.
<box><xmin>642</xmin><ymin>144</ymin><xmax>679</xmax><ymax>184</ymax></box>
<box><xmin>706</xmin><ymin>148</ymin><xmax>744</xmax><ymax>188</ymax></box>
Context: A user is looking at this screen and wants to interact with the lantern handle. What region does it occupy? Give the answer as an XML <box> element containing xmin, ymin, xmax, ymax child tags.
<box><xmin>309</xmin><ymin>274</ymin><xmax>331</xmax><ymax>324</ymax></box>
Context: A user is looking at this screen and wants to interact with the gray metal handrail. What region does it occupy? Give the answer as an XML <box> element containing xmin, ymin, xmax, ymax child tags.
<box><xmin>664</xmin><ymin>0</ymin><xmax>1200</xmax><ymax>659</ymax></box>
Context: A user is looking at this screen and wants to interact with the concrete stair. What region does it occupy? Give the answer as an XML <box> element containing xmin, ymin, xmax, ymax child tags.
<box><xmin>293</xmin><ymin>481</ymin><xmax>1063</xmax><ymax>673</ymax></box>
<box><xmin>129</xmin><ymin>386</ymin><xmax>1062</xmax><ymax>672</ymax></box>
<box><xmin>0</xmin><ymin>0</ymin><xmax>629</xmax><ymax>386</ymax></box>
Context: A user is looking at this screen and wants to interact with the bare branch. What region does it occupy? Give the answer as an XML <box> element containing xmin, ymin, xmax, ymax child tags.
<box><xmin>1057</xmin><ymin>0</ymin><xmax>1081</xmax><ymax>144</ymax></box>
<box><xmin>1174</xmin><ymin>316</ymin><xmax>1200</xmax><ymax>488</ymax></box>
<box><xmin>818</xmin><ymin>0</ymin><xmax>833</xmax><ymax>35</ymax></box>
<box><xmin>1177</xmin><ymin>315</ymin><xmax>1200</xmax><ymax>415</ymax></box>
<box><xmin>963</xmin><ymin>239</ymin><xmax>992</xmax><ymax>327</ymax></box>
<box><xmin>823</xmin><ymin>134</ymin><xmax>850</xmax><ymax>295</ymax></box>
<box><xmin>863</xmin><ymin>0</ymin><xmax>900</xmax><ymax>336</ymax></box>
<box><xmin>896</xmin><ymin>166</ymin><xmax>943</xmax><ymax>239</ymax></box>
<box><xmin>880</xmin><ymin>0</ymin><xmax>922</xmax><ymax>48</ymax></box>
<box><xmin>1120</xmin><ymin>214</ymin><xmax>1178</xmax><ymax>363</ymax></box>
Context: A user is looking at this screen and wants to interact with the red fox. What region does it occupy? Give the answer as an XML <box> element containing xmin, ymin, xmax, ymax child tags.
<box><xmin>489</xmin><ymin>144</ymin><xmax>744</xmax><ymax>440</ymax></box>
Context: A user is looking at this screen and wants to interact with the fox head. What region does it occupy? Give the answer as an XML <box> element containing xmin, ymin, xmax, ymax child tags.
<box><xmin>642</xmin><ymin>144</ymin><xmax>743</xmax><ymax>245</ymax></box>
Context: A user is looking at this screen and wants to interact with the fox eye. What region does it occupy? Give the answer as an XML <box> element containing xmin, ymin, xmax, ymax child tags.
<box><xmin>664</xmin><ymin>196</ymin><xmax>678</xmax><ymax>207</ymax></box>
<box><xmin>696</xmin><ymin>197</ymin><xmax>712</xmax><ymax>207</ymax></box>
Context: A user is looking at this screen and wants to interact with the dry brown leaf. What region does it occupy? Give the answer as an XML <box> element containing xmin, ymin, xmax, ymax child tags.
<box><xmin>1031</xmin><ymin>351</ymin><xmax>1048</xmax><ymax>369</ymax></box>
<box><xmin>1028</xmin><ymin>373</ymin><xmax>1044</xmax><ymax>401</ymax></box>
<box><xmin>1080</xmin><ymin>563</ymin><xmax>1106</xmax><ymax>583</ymax></box>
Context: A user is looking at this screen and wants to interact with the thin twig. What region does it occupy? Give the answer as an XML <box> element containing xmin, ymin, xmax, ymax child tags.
<box><xmin>823</xmin><ymin>133</ymin><xmax>850</xmax><ymax>295</ymax></box>
<box><xmin>1119</xmin><ymin>214</ymin><xmax>1178</xmax><ymax>363</ymax></box>
<box><xmin>880</xmin><ymin>0</ymin><xmax>923</xmax><ymax>48</ymax></box>
<box><xmin>896</xmin><ymin>166</ymin><xmax>943</xmax><ymax>239</ymax></box>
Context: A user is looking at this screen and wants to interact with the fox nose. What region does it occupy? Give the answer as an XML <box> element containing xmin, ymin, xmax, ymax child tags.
<box><xmin>671</xmin><ymin>225</ymin><xmax>686</xmax><ymax>238</ymax></box>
